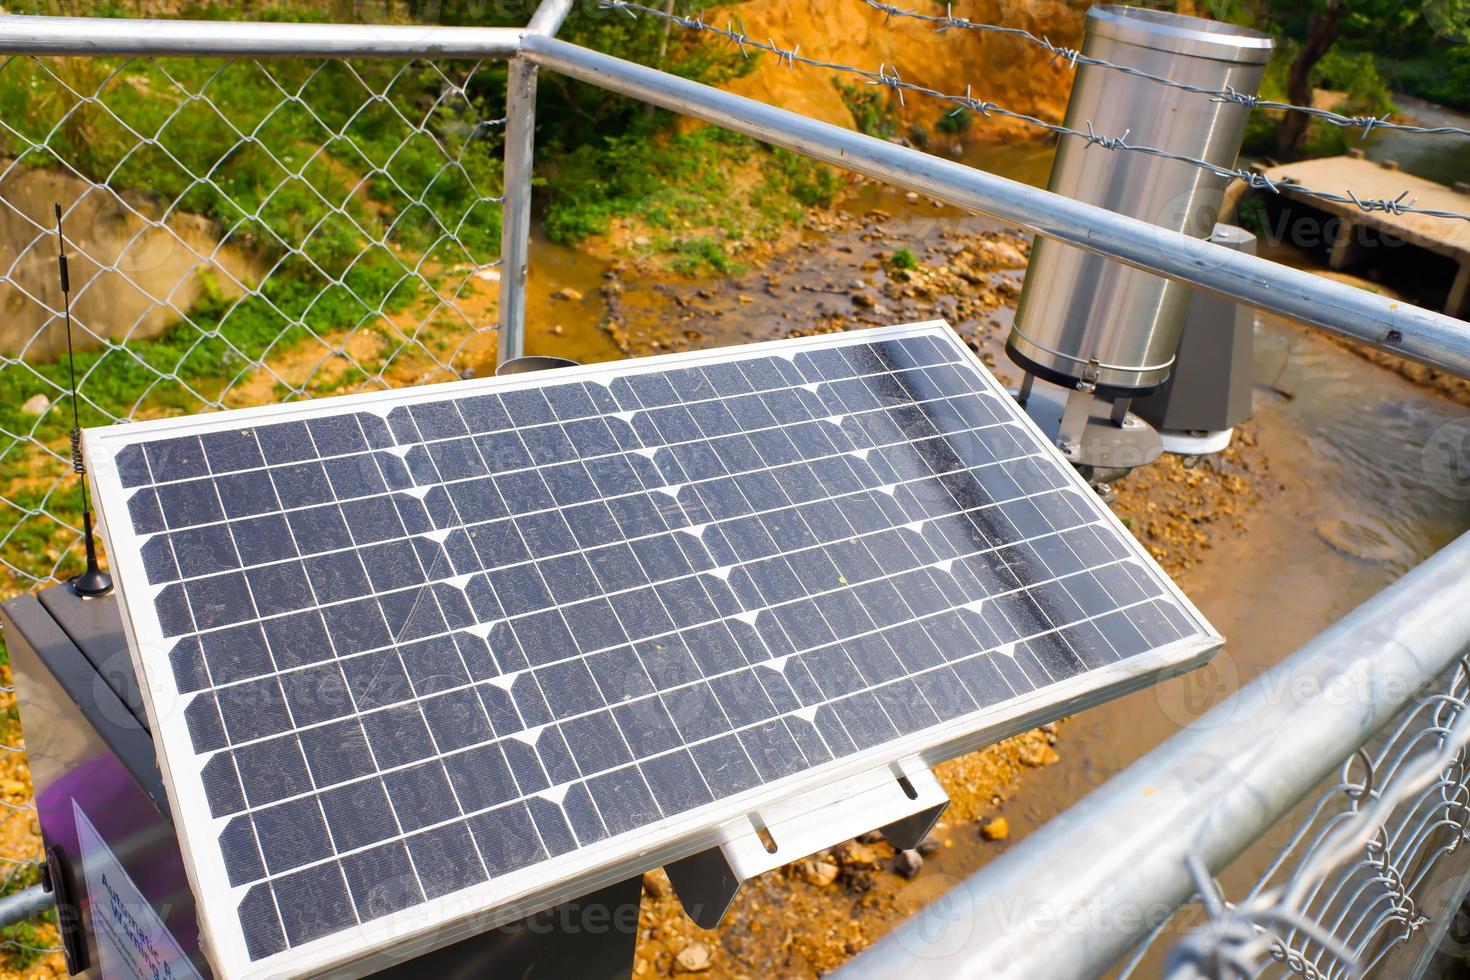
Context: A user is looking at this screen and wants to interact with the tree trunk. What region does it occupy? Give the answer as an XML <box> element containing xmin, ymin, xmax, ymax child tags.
<box><xmin>1276</xmin><ymin>0</ymin><xmax>1347</xmax><ymax>160</ymax></box>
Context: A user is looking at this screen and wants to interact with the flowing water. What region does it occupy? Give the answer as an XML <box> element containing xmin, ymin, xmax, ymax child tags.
<box><xmin>1362</xmin><ymin>95</ymin><xmax>1470</xmax><ymax>188</ymax></box>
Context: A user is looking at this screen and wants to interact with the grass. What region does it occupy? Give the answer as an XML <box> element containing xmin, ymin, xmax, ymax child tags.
<box><xmin>542</xmin><ymin>126</ymin><xmax>839</xmax><ymax>275</ymax></box>
<box><xmin>889</xmin><ymin>247</ymin><xmax>919</xmax><ymax>271</ymax></box>
<box><xmin>836</xmin><ymin>80</ymin><xmax>897</xmax><ymax>140</ymax></box>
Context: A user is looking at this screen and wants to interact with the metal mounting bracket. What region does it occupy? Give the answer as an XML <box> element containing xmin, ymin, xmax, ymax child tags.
<box><xmin>663</xmin><ymin>761</ymin><xmax>949</xmax><ymax>928</ymax></box>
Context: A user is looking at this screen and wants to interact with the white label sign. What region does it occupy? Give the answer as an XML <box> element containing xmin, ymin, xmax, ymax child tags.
<box><xmin>73</xmin><ymin>800</ymin><xmax>203</xmax><ymax>980</ymax></box>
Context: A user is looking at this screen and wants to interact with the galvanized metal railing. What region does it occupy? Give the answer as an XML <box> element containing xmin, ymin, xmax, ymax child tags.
<box><xmin>0</xmin><ymin>2</ymin><xmax>1468</xmax><ymax>976</ymax></box>
<box><xmin>842</xmin><ymin>529</ymin><xmax>1470</xmax><ymax>979</ymax></box>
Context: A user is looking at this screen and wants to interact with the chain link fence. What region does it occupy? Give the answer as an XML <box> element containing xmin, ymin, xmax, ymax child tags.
<box><xmin>1113</xmin><ymin>657</ymin><xmax>1470</xmax><ymax>978</ymax></box>
<box><xmin>0</xmin><ymin>44</ymin><xmax>510</xmax><ymax>972</ymax></box>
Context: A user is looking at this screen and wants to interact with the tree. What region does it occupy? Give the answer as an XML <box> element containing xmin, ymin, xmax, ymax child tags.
<box><xmin>1274</xmin><ymin>0</ymin><xmax>1345</xmax><ymax>159</ymax></box>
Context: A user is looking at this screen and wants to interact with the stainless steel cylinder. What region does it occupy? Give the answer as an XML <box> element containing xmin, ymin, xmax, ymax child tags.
<box><xmin>1007</xmin><ymin>7</ymin><xmax>1273</xmax><ymax>395</ymax></box>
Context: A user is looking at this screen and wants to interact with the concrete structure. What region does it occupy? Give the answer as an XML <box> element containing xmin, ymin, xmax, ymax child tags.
<box><xmin>1260</xmin><ymin>155</ymin><xmax>1470</xmax><ymax>319</ymax></box>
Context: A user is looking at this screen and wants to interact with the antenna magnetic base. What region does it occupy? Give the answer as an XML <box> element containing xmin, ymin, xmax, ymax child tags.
<box><xmin>70</xmin><ymin>568</ymin><xmax>113</xmax><ymax>599</ymax></box>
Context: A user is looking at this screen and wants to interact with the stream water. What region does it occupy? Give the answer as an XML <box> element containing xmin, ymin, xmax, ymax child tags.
<box><xmin>1362</xmin><ymin>95</ymin><xmax>1470</xmax><ymax>188</ymax></box>
<box><xmin>509</xmin><ymin>129</ymin><xmax>1470</xmax><ymax>964</ymax></box>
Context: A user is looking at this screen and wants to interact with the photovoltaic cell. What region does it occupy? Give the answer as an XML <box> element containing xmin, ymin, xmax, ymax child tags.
<box><xmin>88</xmin><ymin>323</ymin><xmax>1219</xmax><ymax>978</ymax></box>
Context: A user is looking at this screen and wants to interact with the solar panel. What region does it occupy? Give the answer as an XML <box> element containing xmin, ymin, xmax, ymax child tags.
<box><xmin>86</xmin><ymin>321</ymin><xmax>1219</xmax><ymax>977</ymax></box>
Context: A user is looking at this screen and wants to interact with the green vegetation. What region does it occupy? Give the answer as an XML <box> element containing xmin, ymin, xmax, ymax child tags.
<box><xmin>889</xmin><ymin>247</ymin><xmax>919</xmax><ymax>271</ymax></box>
<box><xmin>539</xmin><ymin>126</ymin><xmax>838</xmax><ymax>274</ymax></box>
<box><xmin>0</xmin><ymin>0</ymin><xmax>848</xmax><ymax>579</ymax></box>
<box><xmin>1239</xmin><ymin>39</ymin><xmax>1398</xmax><ymax>158</ymax></box>
<box><xmin>0</xmin><ymin>27</ymin><xmax>503</xmax><ymax>579</ymax></box>
<box><xmin>1180</xmin><ymin>0</ymin><xmax>1468</xmax><ymax>157</ymax></box>
<box><xmin>937</xmin><ymin>108</ymin><xmax>973</xmax><ymax>136</ymax></box>
<box><xmin>836</xmin><ymin>80</ymin><xmax>898</xmax><ymax>139</ymax></box>
<box><xmin>0</xmin><ymin>863</ymin><xmax>53</xmax><ymax>971</ymax></box>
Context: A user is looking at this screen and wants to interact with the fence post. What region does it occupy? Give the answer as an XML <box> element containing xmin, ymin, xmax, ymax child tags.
<box><xmin>497</xmin><ymin>0</ymin><xmax>575</xmax><ymax>366</ymax></box>
<box><xmin>498</xmin><ymin>57</ymin><xmax>537</xmax><ymax>366</ymax></box>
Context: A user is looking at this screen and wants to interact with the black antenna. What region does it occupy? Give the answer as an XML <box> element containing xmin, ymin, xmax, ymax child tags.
<box><xmin>55</xmin><ymin>203</ymin><xmax>112</xmax><ymax>599</ymax></box>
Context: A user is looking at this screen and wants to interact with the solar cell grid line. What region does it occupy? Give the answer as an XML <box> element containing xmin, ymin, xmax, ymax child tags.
<box><xmin>170</xmin><ymin>527</ymin><xmax>1147</xmax><ymax>775</ymax></box>
<box><xmin>85</xmin><ymin>321</ymin><xmax>1220</xmax><ymax>978</ymax></box>
<box><xmin>290</xmin><ymin>411</ymin><xmax>501</xmax><ymax>923</ymax></box>
<box><xmin>644</xmin><ymin>355</ymin><xmax>943</xmax><ymax>743</ymax></box>
<box><xmin>166</xmin><ymin>449</ymin><xmax>1087</xmax><ymax>764</ymax></box>
<box><xmin>391</xmin><ymin>393</ymin><xmax>640</xmax><ymax>857</ymax></box>
<box><xmin>163</xmin><ymin>461</ymin><xmax>1146</xmax><ymax>805</ymax></box>
<box><xmin>129</xmin><ymin>373</ymin><xmax>1026</xmax><ymax>576</ymax></box>
<box><xmin>214</xmin><ymin>413</ymin><xmax>454</xmax><ymax>945</ymax></box>
<box><xmin>600</xmin><ymin>362</ymin><xmax>867</xmax><ymax>789</ymax></box>
<box><xmin>733</xmin><ymin>354</ymin><xmax>1044</xmax><ymax>714</ymax></box>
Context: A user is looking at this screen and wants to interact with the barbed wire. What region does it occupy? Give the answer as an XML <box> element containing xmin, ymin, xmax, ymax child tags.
<box><xmin>859</xmin><ymin>0</ymin><xmax>1470</xmax><ymax>141</ymax></box>
<box><xmin>599</xmin><ymin>0</ymin><xmax>1470</xmax><ymax>225</ymax></box>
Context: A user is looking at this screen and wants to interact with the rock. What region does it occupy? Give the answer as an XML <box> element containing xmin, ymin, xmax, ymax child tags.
<box><xmin>552</xmin><ymin>287</ymin><xmax>584</xmax><ymax>302</ymax></box>
<box><xmin>905</xmin><ymin>191</ymin><xmax>920</xmax><ymax>204</ymax></box>
<box><xmin>852</xmin><ymin>293</ymin><xmax>877</xmax><ymax>309</ymax></box>
<box><xmin>674</xmin><ymin>942</ymin><xmax>712</xmax><ymax>973</ymax></box>
<box><xmin>893</xmin><ymin>850</ymin><xmax>923</xmax><ymax>879</ymax></box>
<box><xmin>549</xmin><ymin>324</ymin><xmax>564</xmax><ymax>336</ymax></box>
<box><xmin>737</xmin><ymin>294</ymin><xmax>754</xmax><ymax>305</ymax></box>
<box><xmin>833</xmin><ymin>840</ymin><xmax>879</xmax><ymax>869</ymax></box>
<box><xmin>1316</xmin><ymin>518</ymin><xmax>1403</xmax><ymax>564</ymax></box>
<box><xmin>856</xmin><ymin>830</ymin><xmax>885</xmax><ymax>845</ymax></box>
<box><xmin>633</xmin><ymin>235</ymin><xmax>653</xmax><ymax>248</ymax></box>
<box><xmin>20</xmin><ymin>394</ymin><xmax>49</xmax><ymax>415</ymax></box>
<box><xmin>642</xmin><ymin>869</ymin><xmax>670</xmax><ymax>898</ymax></box>
<box><xmin>980</xmin><ymin>817</ymin><xmax>1010</xmax><ymax>841</ymax></box>
<box><xmin>1018</xmin><ymin>742</ymin><xmax>1060</xmax><ymax>768</ymax></box>
<box><xmin>797</xmin><ymin>858</ymin><xmax>839</xmax><ymax>887</ymax></box>
<box><xmin>917</xmin><ymin>834</ymin><xmax>941</xmax><ymax>856</ymax></box>
<box><xmin>473</xmin><ymin>266</ymin><xmax>500</xmax><ymax>282</ymax></box>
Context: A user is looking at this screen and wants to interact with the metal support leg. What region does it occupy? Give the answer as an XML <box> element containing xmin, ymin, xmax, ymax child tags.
<box><xmin>498</xmin><ymin>56</ymin><xmax>538</xmax><ymax>366</ymax></box>
<box><xmin>1056</xmin><ymin>388</ymin><xmax>1094</xmax><ymax>455</ymax></box>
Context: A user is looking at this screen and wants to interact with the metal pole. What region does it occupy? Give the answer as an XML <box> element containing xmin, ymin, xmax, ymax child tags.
<box><xmin>526</xmin><ymin>0</ymin><xmax>578</xmax><ymax>35</ymax></box>
<box><xmin>0</xmin><ymin>14</ymin><xmax>523</xmax><ymax>58</ymax></box>
<box><xmin>498</xmin><ymin>57</ymin><xmax>538</xmax><ymax>367</ymax></box>
<box><xmin>496</xmin><ymin>0</ymin><xmax>576</xmax><ymax>366</ymax></box>
<box><xmin>837</xmin><ymin>531</ymin><xmax>1470</xmax><ymax>980</ymax></box>
<box><xmin>521</xmin><ymin>34</ymin><xmax>1470</xmax><ymax>381</ymax></box>
<box><xmin>0</xmin><ymin>884</ymin><xmax>52</xmax><ymax>930</ymax></box>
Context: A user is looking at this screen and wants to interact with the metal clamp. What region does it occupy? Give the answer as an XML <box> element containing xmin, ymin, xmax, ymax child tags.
<box><xmin>665</xmin><ymin>762</ymin><xmax>948</xmax><ymax>927</ymax></box>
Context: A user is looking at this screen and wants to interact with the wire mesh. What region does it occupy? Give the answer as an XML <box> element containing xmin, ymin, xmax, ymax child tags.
<box><xmin>0</xmin><ymin>49</ymin><xmax>509</xmax><ymax>968</ymax></box>
<box><xmin>1125</xmin><ymin>657</ymin><xmax>1470</xmax><ymax>979</ymax></box>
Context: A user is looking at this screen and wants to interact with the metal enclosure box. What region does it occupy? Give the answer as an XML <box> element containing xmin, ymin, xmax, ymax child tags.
<box><xmin>1132</xmin><ymin>224</ymin><xmax>1257</xmax><ymax>434</ymax></box>
<box><xmin>2</xmin><ymin>585</ymin><xmax>640</xmax><ymax>978</ymax></box>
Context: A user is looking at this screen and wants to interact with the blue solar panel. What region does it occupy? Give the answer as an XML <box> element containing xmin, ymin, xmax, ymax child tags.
<box><xmin>87</xmin><ymin>323</ymin><xmax>1219</xmax><ymax>977</ymax></box>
